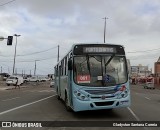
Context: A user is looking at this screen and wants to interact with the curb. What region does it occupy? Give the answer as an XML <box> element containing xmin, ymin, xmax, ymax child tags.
<box><xmin>0</xmin><ymin>86</ymin><xmax>27</xmax><ymax>90</ymax></box>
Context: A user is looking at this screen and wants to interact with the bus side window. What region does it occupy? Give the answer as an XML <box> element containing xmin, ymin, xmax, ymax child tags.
<box><xmin>64</xmin><ymin>57</ymin><xmax>68</xmax><ymax>75</ymax></box>
<box><xmin>61</xmin><ymin>60</ymin><xmax>64</xmax><ymax>76</ymax></box>
<box><xmin>68</xmin><ymin>58</ymin><xmax>72</xmax><ymax>70</ymax></box>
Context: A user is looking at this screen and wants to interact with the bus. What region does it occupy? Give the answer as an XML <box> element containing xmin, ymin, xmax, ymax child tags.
<box><xmin>54</xmin><ymin>43</ymin><xmax>130</xmax><ymax>112</ymax></box>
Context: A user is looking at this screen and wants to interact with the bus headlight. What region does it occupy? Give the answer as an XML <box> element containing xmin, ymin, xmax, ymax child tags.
<box><xmin>74</xmin><ymin>90</ymin><xmax>89</xmax><ymax>101</ymax></box>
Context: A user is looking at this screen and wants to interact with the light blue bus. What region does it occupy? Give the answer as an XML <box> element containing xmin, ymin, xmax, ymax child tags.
<box><xmin>54</xmin><ymin>43</ymin><xmax>130</xmax><ymax>112</ymax></box>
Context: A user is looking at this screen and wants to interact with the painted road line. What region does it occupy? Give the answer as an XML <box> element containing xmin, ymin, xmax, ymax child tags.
<box><xmin>39</xmin><ymin>90</ymin><xmax>51</xmax><ymax>92</ymax></box>
<box><xmin>0</xmin><ymin>95</ymin><xmax>56</xmax><ymax>116</ymax></box>
<box><xmin>145</xmin><ymin>97</ymin><xmax>151</xmax><ymax>100</ymax></box>
<box><xmin>127</xmin><ymin>107</ymin><xmax>149</xmax><ymax>130</ymax></box>
<box><xmin>2</xmin><ymin>97</ymin><xmax>20</xmax><ymax>102</ymax></box>
<box><xmin>127</xmin><ymin>107</ymin><xmax>140</xmax><ymax>121</ymax></box>
<box><xmin>39</xmin><ymin>90</ymin><xmax>56</xmax><ymax>92</ymax></box>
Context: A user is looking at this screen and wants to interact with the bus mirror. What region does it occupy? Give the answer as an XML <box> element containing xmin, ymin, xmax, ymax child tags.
<box><xmin>68</xmin><ymin>59</ymin><xmax>72</xmax><ymax>70</ymax></box>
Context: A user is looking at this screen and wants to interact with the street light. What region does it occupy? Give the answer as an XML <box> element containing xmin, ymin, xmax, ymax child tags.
<box><xmin>102</xmin><ymin>17</ymin><xmax>108</xmax><ymax>43</ymax></box>
<box><xmin>13</xmin><ymin>34</ymin><xmax>21</xmax><ymax>75</ymax></box>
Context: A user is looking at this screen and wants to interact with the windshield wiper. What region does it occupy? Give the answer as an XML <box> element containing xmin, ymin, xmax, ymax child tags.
<box><xmin>104</xmin><ymin>54</ymin><xmax>115</xmax><ymax>73</ymax></box>
<box><xmin>105</xmin><ymin>54</ymin><xmax>115</xmax><ymax>67</ymax></box>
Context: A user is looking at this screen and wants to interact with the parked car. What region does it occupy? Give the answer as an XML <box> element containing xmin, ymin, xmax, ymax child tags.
<box><xmin>6</xmin><ymin>75</ymin><xmax>24</xmax><ymax>86</ymax></box>
<box><xmin>50</xmin><ymin>80</ymin><xmax>54</xmax><ymax>87</ymax></box>
<box><xmin>45</xmin><ymin>77</ymin><xmax>50</xmax><ymax>81</ymax></box>
<box><xmin>23</xmin><ymin>77</ymin><xmax>30</xmax><ymax>82</ymax></box>
<box><xmin>144</xmin><ymin>82</ymin><xmax>155</xmax><ymax>89</ymax></box>
<box><xmin>39</xmin><ymin>77</ymin><xmax>50</xmax><ymax>82</ymax></box>
<box><xmin>38</xmin><ymin>77</ymin><xmax>45</xmax><ymax>82</ymax></box>
<box><xmin>0</xmin><ymin>73</ymin><xmax>10</xmax><ymax>81</ymax></box>
<box><xmin>28</xmin><ymin>76</ymin><xmax>40</xmax><ymax>82</ymax></box>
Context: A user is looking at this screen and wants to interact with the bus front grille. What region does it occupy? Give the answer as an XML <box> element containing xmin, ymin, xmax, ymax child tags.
<box><xmin>94</xmin><ymin>101</ymin><xmax>114</xmax><ymax>106</ymax></box>
<box><xmin>85</xmin><ymin>89</ymin><xmax>116</xmax><ymax>95</ymax></box>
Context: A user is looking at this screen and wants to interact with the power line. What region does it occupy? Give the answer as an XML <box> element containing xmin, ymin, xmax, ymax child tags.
<box><xmin>0</xmin><ymin>45</ymin><xmax>57</xmax><ymax>57</ymax></box>
<box><xmin>17</xmin><ymin>46</ymin><xmax>57</xmax><ymax>56</ymax></box>
<box><xmin>0</xmin><ymin>53</ymin><xmax>64</xmax><ymax>62</ymax></box>
<box><xmin>16</xmin><ymin>57</ymin><xmax>57</xmax><ymax>62</ymax></box>
<box><xmin>0</xmin><ymin>0</ymin><xmax>16</xmax><ymax>6</ymax></box>
<box><xmin>130</xmin><ymin>56</ymin><xmax>158</xmax><ymax>60</ymax></box>
<box><xmin>127</xmin><ymin>48</ymin><xmax>160</xmax><ymax>53</ymax></box>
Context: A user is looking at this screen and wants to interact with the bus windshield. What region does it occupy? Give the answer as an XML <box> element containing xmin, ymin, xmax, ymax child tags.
<box><xmin>74</xmin><ymin>55</ymin><xmax>127</xmax><ymax>87</ymax></box>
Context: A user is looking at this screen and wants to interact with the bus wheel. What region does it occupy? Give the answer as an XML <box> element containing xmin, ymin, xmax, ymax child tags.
<box><xmin>65</xmin><ymin>94</ymin><xmax>72</xmax><ymax>112</ymax></box>
<box><xmin>57</xmin><ymin>95</ymin><xmax>60</xmax><ymax>100</ymax></box>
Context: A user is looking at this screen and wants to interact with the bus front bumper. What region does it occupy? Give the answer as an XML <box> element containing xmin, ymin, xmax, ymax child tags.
<box><xmin>72</xmin><ymin>96</ymin><xmax>130</xmax><ymax>112</ymax></box>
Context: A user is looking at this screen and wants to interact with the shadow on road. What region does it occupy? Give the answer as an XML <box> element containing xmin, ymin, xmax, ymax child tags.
<box><xmin>71</xmin><ymin>109</ymin><xmax>122</xmax><ymax>120</ymax></box>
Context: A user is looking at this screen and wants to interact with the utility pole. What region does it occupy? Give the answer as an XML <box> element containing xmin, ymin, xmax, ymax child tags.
<box><xmin>1</xmin><ymin>66</ymin><xmax>2</xmax><ymax>73</ymax></box>
<box><xmin>13</xmin><ymin>34</ymin><xmax>21</xmax><ymax>74</ymax></box>
<box><xmin>103</xmin><ymin>17</ymin><xmax>108</xmax><ymax>43</ymax></box>
<box><xmin>30</xmin><ymin>70</ymin><xmax>31</xmax><ymax>76</ymax></box>
<box><xmin>15</xmin><ymin>68</ymin><xmax>17</xmax><ymax>75</ymax></box>
<box><xmin>57</xmin><ymin>45</ymin><xmax>59</xmax><ymax>62</ymax></box>
<box><xmin>34</xmin><ymin>60</ymin><xmax>38</xmax><ymax>76</ymax></box>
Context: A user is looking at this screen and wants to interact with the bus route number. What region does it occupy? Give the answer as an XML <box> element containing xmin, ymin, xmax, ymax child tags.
<box><xmin>77</xmin><ymin>75</ymin><xmax>90</xmax><ymax>83</ymax></box>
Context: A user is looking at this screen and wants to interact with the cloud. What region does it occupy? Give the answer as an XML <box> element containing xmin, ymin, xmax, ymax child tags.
<box><xmin>0</xmin><ymin>0</ymin><xmax>160</xmax><ymax>74</ymax></box>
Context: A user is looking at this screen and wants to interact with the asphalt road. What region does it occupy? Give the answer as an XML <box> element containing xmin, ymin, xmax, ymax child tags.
<box><xmin>0</xmin><ymin>82</ymin><xmax>160</xmax><ymax>130</ymax></box>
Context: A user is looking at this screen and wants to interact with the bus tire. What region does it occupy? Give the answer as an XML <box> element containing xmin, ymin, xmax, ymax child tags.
<box><xmin>65</xmin><ymin>93</ymin><xmax>72</xmax><ymax>112</ymax></box>
<box><xmin>57</xmin><ymin>95</ymin><xmax>60</xmax><ymax>100</ymax></box>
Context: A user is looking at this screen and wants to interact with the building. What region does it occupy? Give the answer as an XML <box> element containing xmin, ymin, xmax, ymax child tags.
<box><xmin>131</xmin><ymin>64</ymin><xmax>152</xmax><ymax>77</ymax></box>
<box><xmin>127</xmin><ymin>59</ymin><xmax>131</xmax><ymax>77</ymax></box>
<box><xmin>155</xmin><ymin>57</ymin><xmax>160</xmax><ymax>77</ymax></box>
<box><xmin>154</xmin><ymin>57</ymin><xmax>160</xmax><ymax>85</ymax></box>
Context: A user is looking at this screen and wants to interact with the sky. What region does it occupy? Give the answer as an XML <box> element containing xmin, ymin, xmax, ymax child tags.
<box><xmin>0</xmin><ymin>0</ymin><xmax>160</xmax><ymax>75</ymax></box>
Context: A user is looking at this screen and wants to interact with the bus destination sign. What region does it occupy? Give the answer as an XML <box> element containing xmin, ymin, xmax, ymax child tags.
<box><xmin>83</xmin><ymin>47</ymin><xmax>116</xmax><ymax>53</ymax></box>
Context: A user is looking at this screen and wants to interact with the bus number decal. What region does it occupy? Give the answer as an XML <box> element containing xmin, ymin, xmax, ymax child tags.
<box><xmin>77</xmin><ymin>75</ymin><xmax>90</xmax><ymax>83</ymax></box>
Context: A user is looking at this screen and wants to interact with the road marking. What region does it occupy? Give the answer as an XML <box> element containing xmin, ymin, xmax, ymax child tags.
<box><xmin>39</xmin><ymin>90</ymin><xmax>56</xmax><ymax>92</ymax></box>
<box><xmin>0</xmin><ymin>95</ymin><xmax>56</xmax><ymax>116</ymax></box>
<box><xmin>127</xmin><ymin>107</ymin><xmax>140</xmax><ymax>121</ymax></box>
<box><xmin>127</xmin><ymin>107</ymin><xmax>149</xmax><ymax>130</ymax></box>
<box><xmin>39</xmin><ymin>90</ymin><xmax>52</xmax><ymax>92</ymax></box>
<box><xmin>145</xmin><ymin>97</ymin><xmax>151</xmax><ymax>100</ymax></box>
<box><xmin>2</xmin><ymin>97</ymin><xmax>20</xmax><ymax>102</ymax></box>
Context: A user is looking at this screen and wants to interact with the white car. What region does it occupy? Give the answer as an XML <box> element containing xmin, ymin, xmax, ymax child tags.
<box><xmin>23</xmin><ymin>77</ymin><xmax>30</xmax><ymax>82</ymax></box>
<box><xmin>28</xmin><ymin>76</ymin><xmax>40</xmax><ymax>82</ymax></box>
<box><xmin>6</xmin><ymin>76</ymin><xmax>24</xmax><ymax>86</ymax></box>
<box><xmin>50</xmin><ymin>81</ymin><xmax>54</xmax><ymax>87</ymax></box>
<box><xmin>144</xmin><ymin>82</ymin><xmax>155</xmax><ymax>89</ymax></box>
